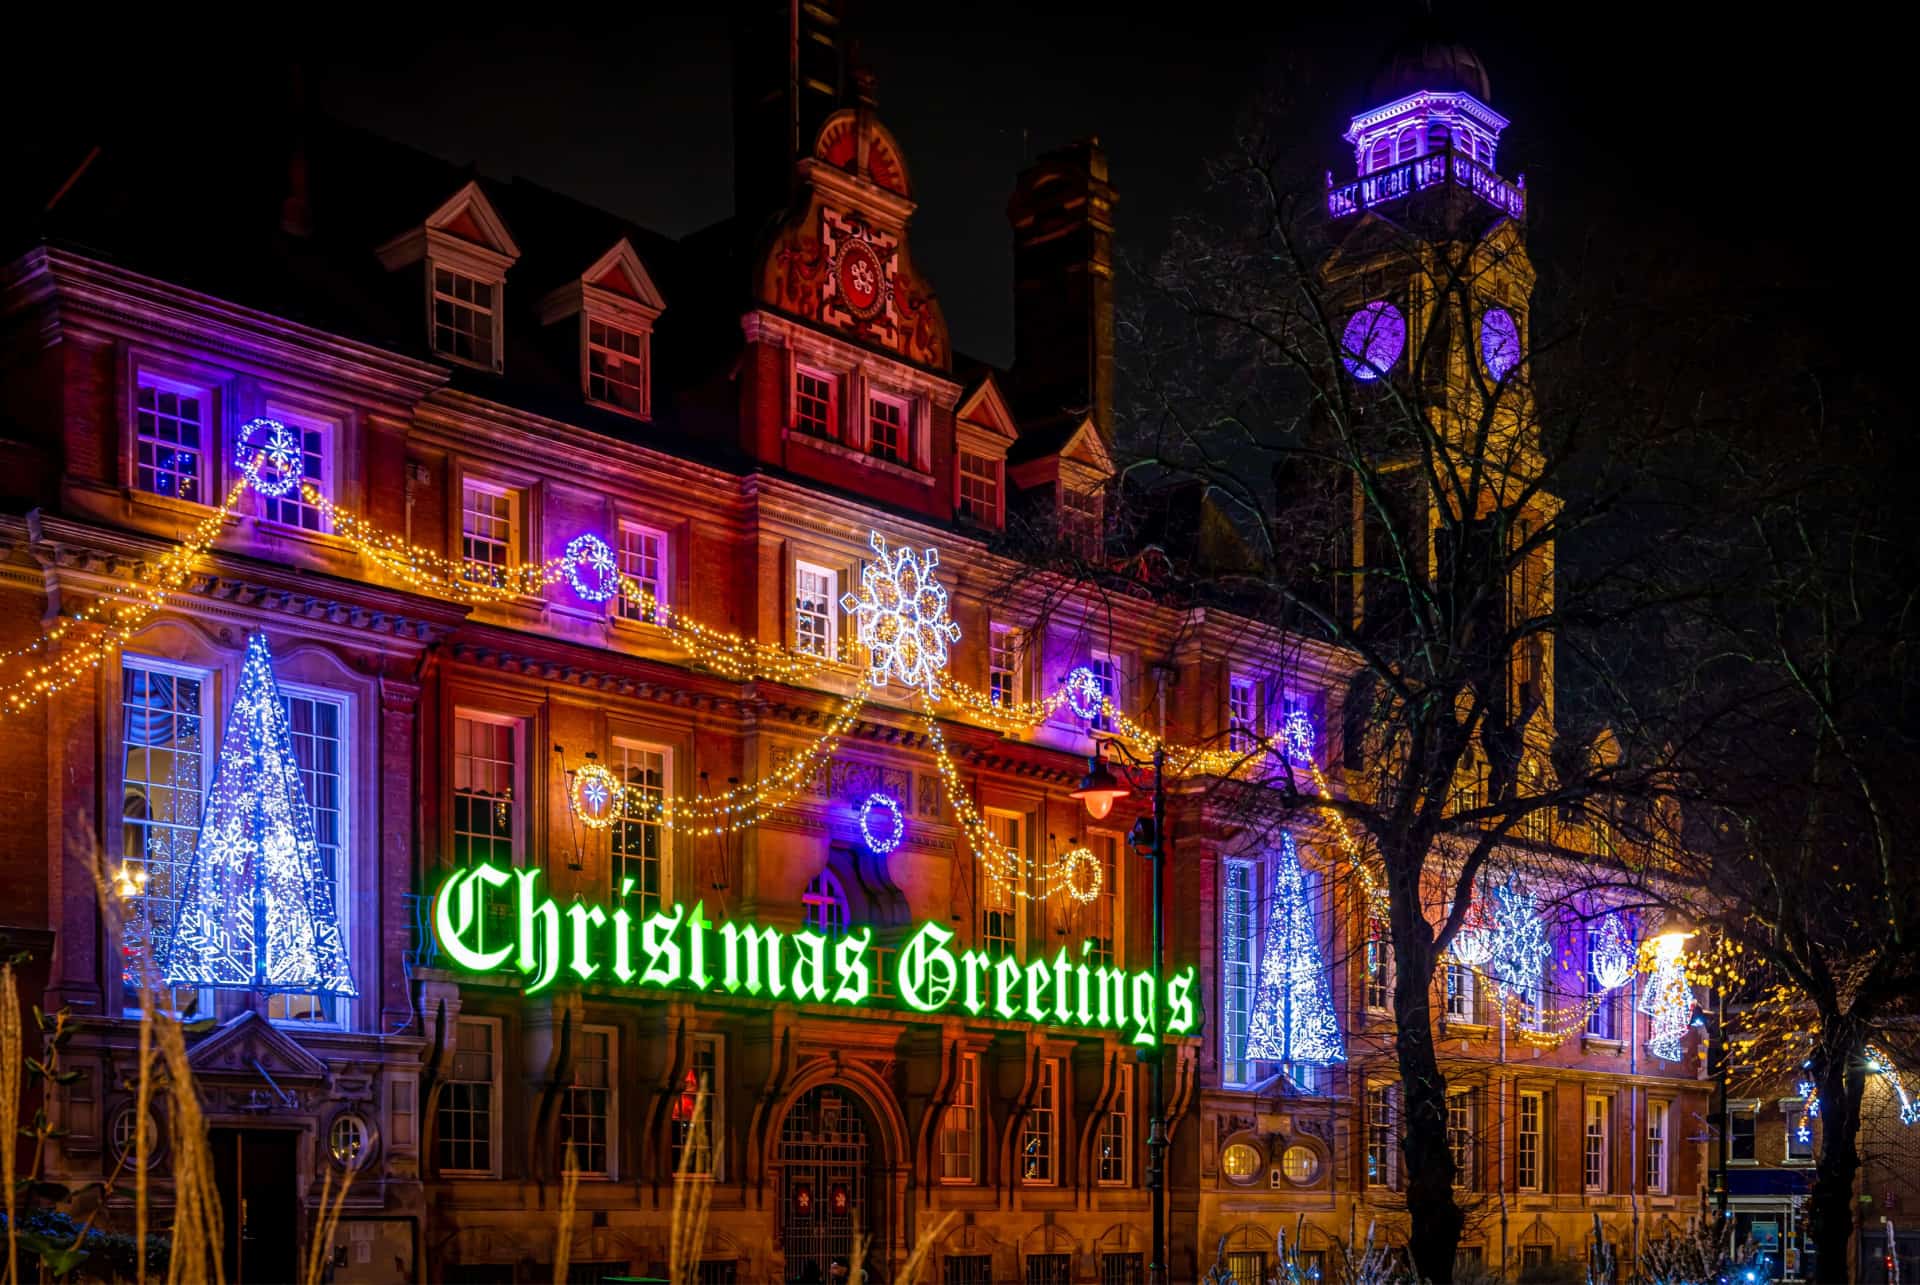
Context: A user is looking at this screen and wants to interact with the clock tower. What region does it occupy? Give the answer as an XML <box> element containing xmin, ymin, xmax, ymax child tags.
<box><xmin>1324</xmin><ymin>29</ymin><xmax>1553</xmax><ymax>736</ymax></box>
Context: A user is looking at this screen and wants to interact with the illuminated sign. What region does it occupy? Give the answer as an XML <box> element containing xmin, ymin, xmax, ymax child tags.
<box><xmin>433</xmin><ymin>863</ymin><xmax>1197</xmax><ymax>1046</ymax></box>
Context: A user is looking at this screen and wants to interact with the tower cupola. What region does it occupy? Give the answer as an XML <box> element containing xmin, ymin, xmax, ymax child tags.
<box><xmin>1327</xmin><ymin>28</ymin><xmax>1524</xmax><ymax>222</ymax></box>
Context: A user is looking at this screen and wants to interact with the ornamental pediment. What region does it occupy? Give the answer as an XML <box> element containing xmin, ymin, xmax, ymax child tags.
<box><xmin>186</xmin><ymin>1010</ymin><xmax>330</xmax><ymax>1084</ymax></box>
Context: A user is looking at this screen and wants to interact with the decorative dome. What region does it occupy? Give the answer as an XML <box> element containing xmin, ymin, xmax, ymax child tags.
<box><xmin>1368</xmin><ymin>26</ymin><xmax>1492</xmax><ymax>103</ymax></box>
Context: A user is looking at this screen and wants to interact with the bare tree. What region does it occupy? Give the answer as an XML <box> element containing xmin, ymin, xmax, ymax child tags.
<box><xmin>1032</xmin><ymin>84</ymin><xmax>1748</xmax><ymax>1280</ymax></box>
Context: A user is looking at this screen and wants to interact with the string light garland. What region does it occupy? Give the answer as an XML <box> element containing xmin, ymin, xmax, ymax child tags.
<box><xmin>1244</xmin><ymin>832</ymin><xmax>1345</xmax><ymax>1064</ymax></box>
<box><xmin>158</xmin><ymin>632</ymin><xmax>356</xmax><ymax>997</ymax></box>
<box><xmin>858</xmin><ymin>792</ymin><xmax>906</xmax><ymax>855</ymax></box>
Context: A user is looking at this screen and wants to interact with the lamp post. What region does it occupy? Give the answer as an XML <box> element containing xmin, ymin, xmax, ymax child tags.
<box><xmin>1071</xmin><ymin>678</ymin><xmax>1172</xmax><ymax>1285</ymax></box>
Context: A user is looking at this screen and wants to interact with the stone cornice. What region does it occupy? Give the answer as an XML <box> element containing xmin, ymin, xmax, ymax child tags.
<box><xmin>2</xmin><ymin>247</ymin><xmax>448</xmax><ymax>409</ymax></box>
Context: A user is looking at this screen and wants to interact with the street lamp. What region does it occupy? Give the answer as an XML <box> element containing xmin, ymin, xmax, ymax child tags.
<box><xmin>1073</xmin><ymin>722</ymin><xmax>1170</xmax><ymax>1284</ymax></box>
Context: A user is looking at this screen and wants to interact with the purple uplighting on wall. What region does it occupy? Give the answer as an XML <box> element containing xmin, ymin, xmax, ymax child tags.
<box><xmin>1341</xmin><ymin>302</ymin><xmax>1406</xmax><ymax>382</ymax></box>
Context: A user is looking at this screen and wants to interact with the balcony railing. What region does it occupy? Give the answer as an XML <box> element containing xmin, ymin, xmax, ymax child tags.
<box><xmin>1328</xmin><ymin>152</ymin><xmax>1526</xmax><ymax>221</ymax></box>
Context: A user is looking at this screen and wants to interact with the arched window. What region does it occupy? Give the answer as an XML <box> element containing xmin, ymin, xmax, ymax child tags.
<box><xmin>1395</xmin><ymin>127</ymin><xmax>1420</xmax><ymax>162</ymax></box>
<box><xmin>1369</xmin><ymin>137</ymin><xmax>1393</xmax><ymax>173</ymax></box>
<box><xmin>802</xmin><ymin>868</ymin><xmax>850</xmax><ymax>937</ymax></box>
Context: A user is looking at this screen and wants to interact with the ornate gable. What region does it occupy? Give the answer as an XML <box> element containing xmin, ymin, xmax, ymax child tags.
<box><xmin>187</xmin><ymin>1010</ymin><xmax>331</xmax><ymax>1084</ymax></box>
<box><xmin>758</xmin><ymin>110</ymin><xmax>949</xmax><ymax>371</ymax></box>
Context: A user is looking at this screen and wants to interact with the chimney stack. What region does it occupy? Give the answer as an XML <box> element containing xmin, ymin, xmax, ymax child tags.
<box><xmin>1006</xmin><ymin>138</ymin><xmax>1117</xmax><ymax>439</ymax></box>
<box><xmin>730</xmin><ymin>0</ymin><xmax>852</xmax><ymax>226</ymax></box>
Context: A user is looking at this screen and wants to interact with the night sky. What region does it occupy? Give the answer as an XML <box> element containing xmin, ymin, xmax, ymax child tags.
<box><xmin>10</xmin><ymin>4</ymin><xmax>1902</xmax><ymax>373</ymax></box>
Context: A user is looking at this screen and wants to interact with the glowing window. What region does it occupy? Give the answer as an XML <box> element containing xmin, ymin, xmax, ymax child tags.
<box><xmin>134</xmin><ymin>375</ymin><xmax>207</xmax><ymax>504</ymax></box>
<box><xmin>1220</xmin><ymin>1142</ymin><xmax>1262</xmax><ymax>1183</ymax></box>
<box><xmin>1481</xmin><ymin>307</ymin><xmax>1521</xmax><ymax>381</ymax></box>
<box><xmin>1281</xmin><ymin>1143</ymin><xmax>1320</xmax><ymax>1185</ymax></box>
<box><xmin>802</xmin><ymin>868</ymin><xmax>850</xmax><ymax>938</ymax></box>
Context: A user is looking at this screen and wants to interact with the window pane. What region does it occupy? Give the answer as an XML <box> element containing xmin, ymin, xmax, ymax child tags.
<box><xmin>120</xmin><ymin>661</ymin><xmax>206</xmax><ymax>1016</ymax></box>
<box><xmin>133</xmin><ymin>378</ymin><xmax>206</xmax><ymax>503</ymax></box>
<box><xmin>268</xmin><ymin>689</ymin><xmax>348</xmax><ymax>1024</ymax></box>
<box><xmin>613</xmin><ymin>743</ymin><xmax>667</xmax><ymax>915</ymax></box>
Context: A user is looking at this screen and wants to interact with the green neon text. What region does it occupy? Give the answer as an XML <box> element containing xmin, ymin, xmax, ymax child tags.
<box><xmin>433</xmin><ymin>863</ymin><xmax>1199</xmax><ymax>1044</ymax></box>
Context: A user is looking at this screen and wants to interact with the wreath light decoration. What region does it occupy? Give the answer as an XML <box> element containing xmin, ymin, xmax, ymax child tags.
<box><xmin>234</xmin><ymin>417</ymin><xmax>305</xmax><ymax>498</ymax></box>
<box><xmin>1056</xmin><ymin>846</ymin><xmax>1104</xmax><ymax>904</ymax></box>
<box><xmin>564</xmin><ymin>533</ymin><xmax>621</xmax><ymax>603</ymax></box>
<box><xmin>569</xmin><ymin>762</ymin><xmax>621</xmax><ymax>830</ymax></box>
<box><xmin>858</xmin><ymin>792</ymin><xmax>906</xmax><ymax>854</ymax></box>
<box><xmin>1064</xmin><ymin>666</ymin><xmax>1105</xmax><ymax>721</ymax></box>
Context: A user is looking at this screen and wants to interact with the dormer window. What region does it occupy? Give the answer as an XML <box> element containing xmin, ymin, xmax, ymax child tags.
<box><xmin>433</xmin><ymin>268</ymin><xmax>497</xmax><ymax>367</ymax></box>
<box><xmin>377</xmin><ymin>181</ymin><xmax>520</xmax><ymax>375</ymax></box>
<box><xmin>540</xmin><ymin>239</ymin><xmax>666</xmax><ymax>422</ymax></box>
<box><xmin>1062</xmin><ymin>485</ymin><xmax>1101</xmax><ymax>558</ymax></box>
<box><xmin>958</xmin><ymin>451</ymin><xmax>1000</xmax><ymax>524</ymax></box>
<box><xmin>588</xmin><ymin>320</ymin><xmax>647</xmax><ymax>415</ymax></box>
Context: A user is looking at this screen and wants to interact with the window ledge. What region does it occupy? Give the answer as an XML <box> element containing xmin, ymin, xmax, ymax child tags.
<box><xmin>585</xmin><ymin>396</ymin><xmax>651</xmax><ymax>423</ymax></box>
<box><xmin>1444</xmin><ymin>1020</ymin><xmax>1493</xmax><ymax>1039</ymax></box>
<box><xmin>1581</xmin><ymin>1036</ymin><xmax>1626</xmax><ymax>1053</ymax></box>
<box><xmin>786</xmin><ymin>427</ymin><xmax>935</xmax><ymax>486</ymax></box>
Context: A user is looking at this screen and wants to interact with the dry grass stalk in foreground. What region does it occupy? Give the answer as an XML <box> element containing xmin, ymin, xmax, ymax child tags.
<box><xmin>668</xmin><ymin>1092</ymin><xmax>712</xmax><ymax>1285</ymax></box>
<box><xmin>90</xmin><ymin>848</ymin><xmax>225</xmax><ymax>1285</ymax></box>
<box><xmin>552</xmin><ymin>1144</ymin><xmax>581</xmax><ymax>1285</ymax></box>
<box><xmin>896</xmin><ymin>1211</ymin><xmax>956</xmax><ymax>1285</ymax></box>
<box><xmin>2</xmin><ymin>962</ymin><xmax>20</xmax><ymax>1285</ymax></box>
<box><xmin>301</xmin><ymin>1162</ymin><xmax>355</xmax><ymax>1285</ymax></box>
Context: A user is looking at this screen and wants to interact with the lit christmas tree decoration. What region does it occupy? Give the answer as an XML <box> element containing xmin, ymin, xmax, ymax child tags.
<box><xmin>1590</xmin><ymin>911</ymin><xmax>1637</xmax><ymax>990</ymax></box>
<box><xmin>1638</xmin><ymin>931</ymin><xmax>1693</xmax><ymax>1062</ymax></box>
<box><xmin>1244</xmin><ymin>833</ymin><xmax>1344</xmax><ymax>1065</ymax></box>
<box><xmin>563</xmin><ymin>533</ymin><xmax>621</xmax><ymax>603</ymax></box>
<box><xmin>858</xmin><ymin>792</ymin><xmax>906</xmax><ymax>854</ymax></box>
<box><xmin>839</xmin><ymin>531</ymin><xmax>961</xmax><ymax>693</ymax></box>
<box><xmin>159</xmin><ymin>633</ymin><xmax>356</xmax><ymax>997</ymax></box>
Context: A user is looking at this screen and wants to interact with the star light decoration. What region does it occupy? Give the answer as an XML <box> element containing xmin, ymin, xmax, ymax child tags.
<box><xmin>1056</xmin><ymin>846</ymin><xmax>1104</xmax><ymax>905</ymax></box>
<box><xmin>570</xmin><ymin>762</ymin><xmax>621</xmax><ymax>830</ymax></box>
<box><xmin>840</xmin><ymin>532</ymin><xmax>961</xmax><ymax>694</ymax></box>
<box><xmin>159</xmin><ymin>633</ymin><xmax>356</xmax><ymax>997</ymax></box>
<box><xmin>1245</xmin><ymin>833</ymin><xmax>1345</xmax><ymax>1064</ymax></box>
<box><xmin>1281</xmin><ymin>708</ymin><xmax>1318</xmax><ymax>764</ymax></box>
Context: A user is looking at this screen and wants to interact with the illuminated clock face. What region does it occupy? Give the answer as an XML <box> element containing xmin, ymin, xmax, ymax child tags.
<box><xmin>1341</xmin><ymin>301</ymin><xmax>1406</xmax><ymax>381</ymax></box>
<box><xmin>834</xmin><ymin>238</ymin><xmax>888</xmax><ymax>319</ymax></box>
<box><xmin>1481</xmin><ymin>306</ymin><xmax>1521</xmax><ymax>380</ymax></box>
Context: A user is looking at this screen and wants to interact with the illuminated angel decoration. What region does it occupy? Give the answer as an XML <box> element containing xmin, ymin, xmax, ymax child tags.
<box><xmin>841</xmin><ymin>531</ymin><xmax>961</xmax><ymax>693</ymax></box>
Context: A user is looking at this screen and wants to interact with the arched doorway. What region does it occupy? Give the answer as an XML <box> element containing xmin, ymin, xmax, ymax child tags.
<box><xmin>777</xmin><ymin>1083</ymin><xmax>883</xmax><ymax>1282</ymax></box>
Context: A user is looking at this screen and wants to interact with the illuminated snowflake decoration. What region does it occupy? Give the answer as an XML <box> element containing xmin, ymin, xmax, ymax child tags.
<box><xmin>858</xmin><ymin>792</ymin><xmax>906</xmax><ymax>854</ymax></box>
<box><xmin>839</xmin><ymin>532</ymin><xmax>961</xmax><ymax>693</ymax></box>
<box><xmin>1590</xmin><ymin>911</ymin><xmax>1637</xmax><ymax>990</ymax></box>
<box><xmin>1064</xmin><ymin>666</ymin><xmax>1106</xmax><ymax>721</ymax></box>
<box><xmin>234</xmin><ymin>417</ymin><xmax>305</xmax><ymax>499</ymax></box>
<box><xmin>1490</xmin><ymin>874</ymin><xmax>1550</xmax><ymax>989</ymax></box>
<box><xmin>569</xmin><ymin>762</ymin><xmax>621</xmax><ymax>830</ymax></box>
<box><xmin>564</xmin><ymin>533</ymin><xmax>621</xmax><ymax>603</ymax></box>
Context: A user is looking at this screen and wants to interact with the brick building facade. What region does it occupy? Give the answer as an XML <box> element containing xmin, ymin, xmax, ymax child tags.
<box><xmin>0</xmin><ymin>8</ymin><xmax>1709</xmax><ymax>1283</ymax></box>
